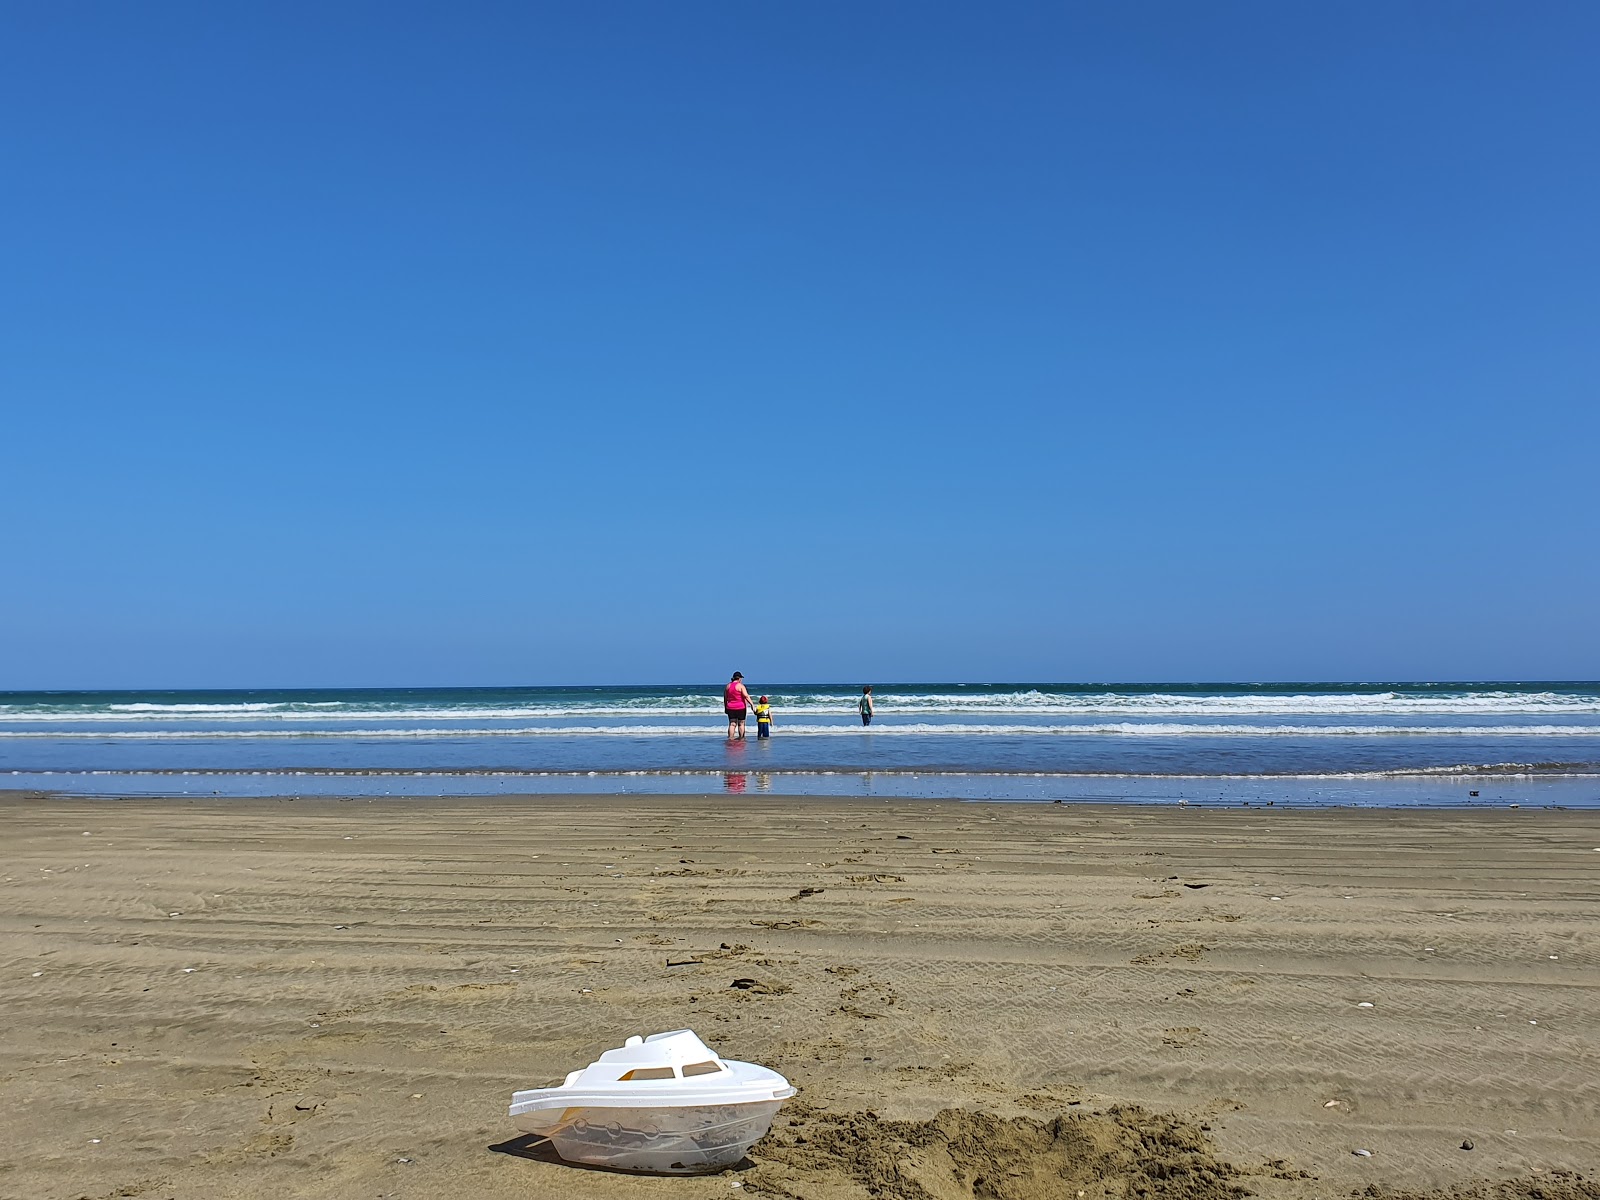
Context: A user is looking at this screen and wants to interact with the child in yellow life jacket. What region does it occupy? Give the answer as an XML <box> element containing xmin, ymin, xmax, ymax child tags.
<box><xmin>754</xmin><ymin>696</ymin><xmax>773</xmax><ymax>738</ymax></box>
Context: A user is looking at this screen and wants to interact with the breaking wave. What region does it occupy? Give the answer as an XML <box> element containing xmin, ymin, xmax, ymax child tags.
<box><xmin>2</xmin><ymin>721</ymin><xmax>1598</xmax><ymax>739</ymax></box>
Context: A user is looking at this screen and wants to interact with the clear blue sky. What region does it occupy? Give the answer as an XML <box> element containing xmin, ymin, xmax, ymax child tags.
<box><xmin>4</xmin><ymin>2</ymin><xmax>1597</xmax><ymax>687</ymax></box>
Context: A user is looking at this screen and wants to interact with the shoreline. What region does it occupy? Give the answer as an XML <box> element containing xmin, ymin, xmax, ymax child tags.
<box><xmin>3</xmin><ymin>793</ymin><xmax>1597</xmax><ymax>1198</ymax></box>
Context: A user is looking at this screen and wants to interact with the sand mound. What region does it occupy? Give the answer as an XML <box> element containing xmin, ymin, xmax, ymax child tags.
<box><xmin>748</xmin><ymin>1101</ymin><xmax>1246</xmax><ymax>1200</ymax></box>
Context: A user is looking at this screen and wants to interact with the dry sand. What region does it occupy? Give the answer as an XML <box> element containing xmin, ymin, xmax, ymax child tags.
<box><xmin>2</xmin><ymin>791</ymin><xmax>1598</xmax><ymax>1200</ymax></box>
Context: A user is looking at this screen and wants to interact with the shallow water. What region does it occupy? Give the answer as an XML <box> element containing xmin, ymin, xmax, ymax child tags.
<box><xmin>4</xmin><ymin>682</ymin><xmax>1597</xmax><ymax>805</ymax></box>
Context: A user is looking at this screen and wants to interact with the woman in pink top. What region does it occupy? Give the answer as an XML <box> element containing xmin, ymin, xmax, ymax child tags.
<box><xmin>724</xmin><ymin>672</ymin><xmax>755</xmax><ymax>739</ymax></box>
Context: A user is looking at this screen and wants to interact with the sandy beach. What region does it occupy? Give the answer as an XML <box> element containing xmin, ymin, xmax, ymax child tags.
<box><xmin>3</xmin><ymin>791</ymin><xmax>1597</xmax><ymax>1200</ymax></box>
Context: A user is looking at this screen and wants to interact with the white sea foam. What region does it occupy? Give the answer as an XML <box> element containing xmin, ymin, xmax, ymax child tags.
<box><xmin>1</xmin><ymin>722</ymin><xmax>1595</xmax><ymax>739</ymax></box>
<box><xmin>104</xmin><ymin>702</ymin><xmax>295</xmax><ymax>713</ymax></box>
<box><xmin>4</xmin><ymin>690</ymin><xmax>1600</xmax><ymax>723</ymax></box>
<box><xmin>9</xmin><ymin>764</ymin><xmax>1597</xmax><ymax>781</ymax></box>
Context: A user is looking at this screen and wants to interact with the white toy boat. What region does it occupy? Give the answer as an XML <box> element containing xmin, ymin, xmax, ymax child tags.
<box><xmin>508</xmin><ymin>1029</ymin><xmax>796</xmax><ymax>1174</ymax></box>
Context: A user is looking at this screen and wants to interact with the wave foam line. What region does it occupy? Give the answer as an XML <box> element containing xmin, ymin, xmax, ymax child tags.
<box><xmin>10</xmin><ymin>764</ymin><xmax>1599</xmax><ymax>780</ymax></box>
<box><xmin>4</xmin><ymin>691</ymin><xmax>1600</xmax><ymax>722</ymax></box>
<box><xmin>4</xmin><ymin>722</ymin><xmax>1600</xmax><ymax>740</ymax></box>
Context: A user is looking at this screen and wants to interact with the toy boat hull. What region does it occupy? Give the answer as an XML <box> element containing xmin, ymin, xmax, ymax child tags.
<box><xmin>512</xmin><ymin>1099</ymin><xmax>786</xmax><ymax>1173</ymax></box>
<box><xmin>508</xmin><ymin>1030</ymin><xmax>793</xmax><ymax>1173</ymax></box>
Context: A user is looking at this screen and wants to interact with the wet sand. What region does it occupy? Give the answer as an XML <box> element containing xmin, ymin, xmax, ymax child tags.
<box><xmin>2</xmin><ymin>792</ymin><xmax>1597</xmax><ymax>1199</ymax></box>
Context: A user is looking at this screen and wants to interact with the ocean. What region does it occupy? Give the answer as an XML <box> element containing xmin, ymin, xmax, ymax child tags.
<box><xmin>3</xmin><ymin>681</ymin><xmax>1598</xmax><ymax>806</ymax></box>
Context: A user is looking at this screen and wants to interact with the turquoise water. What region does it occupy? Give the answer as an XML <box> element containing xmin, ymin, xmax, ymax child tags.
<box><xmin>3</xmin><ymin>682</ymin><xmax>1598</xmax><ymax>805</ymax></box>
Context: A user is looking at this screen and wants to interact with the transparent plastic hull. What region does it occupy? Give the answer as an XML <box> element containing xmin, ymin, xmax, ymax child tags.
<box><xmin>516</xmin><ymin>1101</ymin><xmax>784</xmax><ymax>1173</ymax></box>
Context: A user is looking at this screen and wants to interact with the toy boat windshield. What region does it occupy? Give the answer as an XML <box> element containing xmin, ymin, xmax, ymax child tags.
<box><xmin>508</xmin><ymin>1029</ymin><xmax>795</xmax><ymax>1174</ymax></box>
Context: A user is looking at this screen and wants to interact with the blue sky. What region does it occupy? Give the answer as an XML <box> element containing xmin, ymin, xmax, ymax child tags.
<box><xmin>4</xmin><ymin>2</ymin><xmax>1597</xmax><ymax>687</ymax></box>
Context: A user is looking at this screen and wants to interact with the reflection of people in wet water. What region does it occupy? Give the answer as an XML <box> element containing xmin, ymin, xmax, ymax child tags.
<box><xmin>723</xmin><ymin>772</ymin><xmax>749</xmax><ymax>794</ymax></box>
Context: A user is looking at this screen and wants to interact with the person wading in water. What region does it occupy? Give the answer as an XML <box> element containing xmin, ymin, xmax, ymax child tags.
<box><xmin>724</xmin><ymin>672</ymin><xmax>755</xmax><ymax>739</ymax></box>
